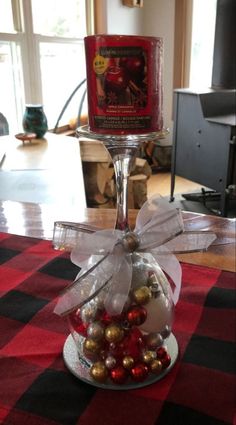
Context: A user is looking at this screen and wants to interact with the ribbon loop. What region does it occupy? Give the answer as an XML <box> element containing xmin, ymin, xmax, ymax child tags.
<box><xmin>54</xmin><ymin>196</ymin><xmax>216</xmax><ymax>317</ymax></box>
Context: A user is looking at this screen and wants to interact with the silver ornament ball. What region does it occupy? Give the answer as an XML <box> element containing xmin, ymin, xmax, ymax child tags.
<box><xmin>145</xmin><ymin>332</ymin><xmax>163</xmax><ymax>349</ymax></box>
<box><xmin>105</xmin><ymin>356</ymin><xmax>116</xmax><ymax>369</ymax></box>
<box><xmin>87</xmin><ymin>321</ymin><xmax>104</xmax><ymax>341</ymax></box>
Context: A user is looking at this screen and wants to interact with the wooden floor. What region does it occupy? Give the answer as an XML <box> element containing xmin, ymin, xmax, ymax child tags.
<box><xmin>147</xmin><ymin>171</ymin><xmax>236</xmax><ymax>218</ymax></box>
<box><xmin>147</xmin><ymin>171</ymin><xmax>202</xmax><ymax>198</ymax></box>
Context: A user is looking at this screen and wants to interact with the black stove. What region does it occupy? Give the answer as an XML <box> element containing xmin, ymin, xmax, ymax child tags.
<box><xmin>171</xmin><ymin>0</ymin><xmax>236</xmax><ymax>216</ymax></box>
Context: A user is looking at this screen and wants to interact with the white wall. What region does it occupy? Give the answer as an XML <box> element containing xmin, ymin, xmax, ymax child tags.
<box><xmin>103</xmin><ymin>0</ymin><xmax>175</xmax><ymax>141</ymax></box>
<box><xmin>105</xmin><ymin>0</ymin><xmax>143</xmax><ymax>35</ymax></box>
<box><xmin>142</xmin><ymin>0</ymin><xmax>175</xmax><ymax>140</ymax></box>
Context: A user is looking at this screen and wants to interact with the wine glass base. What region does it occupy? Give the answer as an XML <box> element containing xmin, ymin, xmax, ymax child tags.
<box><xmin>63</xmin><ymin>333</ymin><xmax>179</xmax><ymax>390</ymax></box>
<box><xmin>77</xmin><ymin>125</ymin><xmax>169</xmax><ymax>149</ymax></box>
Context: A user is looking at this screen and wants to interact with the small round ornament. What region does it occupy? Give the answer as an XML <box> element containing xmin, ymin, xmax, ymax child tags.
<box><xmin>122</xmin><ymin>355</ymin><xmax>135</xmax><ymax>370</ymax></box>
<box><xmin>87</xmin><ymin>321</ymin><xmax>104</xmax><ymax>341</ymax></box>
<box><xmin>161</xmin><ymin>325</ymin><xmax>171</xmax><ymax>339</ymax></box>
<box><xmin>83</xmin><ymin>337</ymin><xmax>101</xmax><ymax>354</ymax></box>
<box><xmin>139</xmin><ymin>294</ymin><xmax>173</xmax><ymax>334</ymax></box>
<box><xmin>123</xmin><ymin>327</ymin><xmax>144</xmax><ymax>359</ymax></box>
<box><xmin>68</xmin><ymin>309</ymin><xmax>88</xmax><ymax>337</ymax></box>
<box><xmin>93</xmin><ymin>294</ymin><xmax>106</xmax><ymax>310</ymax></box>
<box><xmin>110</xmin><ymin>365</ymin><xmax>128</xmax><ymax>384</ymax></box>
<box><xmin>105</xmin><ymin>324</ymin><xmax>124</xmax><ymax>343</ymax></box>
<box><xmin>122</xmin><ymin>232</ymin><xmax>140</xmax><ymax>252</ymax></box>
<box><xmin>90</xmin><ymin>361</ymin><xmax>108</xmax><ymax>383</ymax></box>
<box><xmin>144</xmin><ymin>332</ymin><xmax>163</xmax><ymax>350</ymax></box>
<box><xmin>161</xmin><ymin>353</ymin><xmax>171</xmax><ymax>369</ymax></box>
<box><xmin>150</xmin><ymin>359</ymin><xmax>162</xmax><ymax>374</ymax></box>
<box><xmin>131</xmin><ymin>253</ymin><xmax>149</xmax><ymax>289</ymax></box>
<box><xmin>132</xmin><ymin>286</ymin><xmax>152</xmax><ymax>305</ymax></box>
<box><xmin>80</xmin><ymin>302</ymin><xmax>98</xmax><ymax>324</ymax></box>
<box><xmin>127</xmin><ymin>306</ymin><xmax>147</xmax><ymax>326</ymax></box>
<box><xmin>156</xmin><ymin>346</ymin><xmax>167</xmax><ymax>359</ymax></box>
<box><xmin>105</xmin><ymin>355</ymin><xmax>117</xmax><ymax>369</ymax></box>
<box><xmin>101</xmin><ymin>311</ymin><xmax>113</xmax><ymax>325</ymax></box>
<box><xmin>108</xmin><ymin>295</ymin><xmax>129</xmax><ymax>316</ymax></box>
<box><xmin>142</xmin><ymin>350</ymin><xmax>157</xmax><ymax>364</ymax></box>
<box><xmin>130</xmin><ymin>362</ymin><xmax>149</xmax><ymax>382</ymax></box>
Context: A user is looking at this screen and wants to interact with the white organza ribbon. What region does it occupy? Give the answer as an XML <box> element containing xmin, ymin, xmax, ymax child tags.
<box><xmin>54</xmin><ymin>196</ymin><xmax>216</xmax><ymax>316</ymax></box>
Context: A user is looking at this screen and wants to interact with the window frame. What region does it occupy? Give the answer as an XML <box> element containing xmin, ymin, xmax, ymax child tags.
<box><xmin>0</xmin><ymin>0</ymin><xmax>93</xmax><ymax>131</ymax></box>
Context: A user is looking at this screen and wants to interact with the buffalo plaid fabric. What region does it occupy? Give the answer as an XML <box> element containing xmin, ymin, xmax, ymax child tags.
<box><xmin>0</xmin><ymin>232</ymin><xmax>235</xmax><ymax>425</ymax></box>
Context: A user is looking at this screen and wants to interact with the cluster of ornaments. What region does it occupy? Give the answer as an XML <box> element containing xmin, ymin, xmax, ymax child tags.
<box><xmin>69</xmin><ymin>269</ymin><xmax>173</xmax><ymax>385</ymax></box>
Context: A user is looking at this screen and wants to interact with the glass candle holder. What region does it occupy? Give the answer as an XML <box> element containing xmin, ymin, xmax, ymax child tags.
<box><xmin>61</xmin><ymin>33</ymin><xmax>179</xmax><ymax>390</ymax></box>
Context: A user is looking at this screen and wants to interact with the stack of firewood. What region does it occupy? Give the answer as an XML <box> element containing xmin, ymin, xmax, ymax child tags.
<box><xmin>80</xmin><ymin>139</ymin><xmax>152</xmax><ymax>209</ymax></box>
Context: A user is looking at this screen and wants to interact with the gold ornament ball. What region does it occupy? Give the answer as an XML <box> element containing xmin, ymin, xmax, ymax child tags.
<box><xmin>90</xmin><ymin>361</ymin><xmax>108</xmax><ymax>383</ymax></box>
<box><xmin>105</xmin><ymin>324</ymin><xmax>124</xmax><ymax>343</ymax></box>
<box><xmin>132</xmin><ymin>286</ymin><xmax>152</xmax><ymax>305</ymax></box>
<box><xmin>122</xmin><ymin>356</ymin><xmax>135</xmax><ymax>370</ymax></box>
<box><xmin>83</xmin><ymin>337</ymin><xmax>101</xmax><ymax>354</ymax></box>
<box><xmin>142</xmin><ymin>350</ymin><xmax>157</xmax><ymax>364</ymax></box>
<box><xmin>150</xmin><ymin>359</ymin><xmax>162</xmax><ymax>374</ymax></box>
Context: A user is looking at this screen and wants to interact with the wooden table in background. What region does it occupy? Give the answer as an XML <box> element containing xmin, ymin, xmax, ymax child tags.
<box><xmin>0</xmin><ymin>132</ymin><xmax>83</xmax><ymax>172</ymax></box>
<box><xmin>0</xmin><ymin>132</ymin><xmax>86</xmax><ymax>207</ymax></box>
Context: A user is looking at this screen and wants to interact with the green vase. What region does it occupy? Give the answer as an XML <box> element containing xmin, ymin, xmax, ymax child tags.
<box><xmin>23</xmin><ymin>104</ymin><xmax>48</xmax><ymax>138</ymax></box>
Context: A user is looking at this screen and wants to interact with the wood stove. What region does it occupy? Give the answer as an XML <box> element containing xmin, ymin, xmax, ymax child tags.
<box><xmin>170</xmin><ymin>0</ymin><xmax>236</xmax><ymax>216</ymax></box>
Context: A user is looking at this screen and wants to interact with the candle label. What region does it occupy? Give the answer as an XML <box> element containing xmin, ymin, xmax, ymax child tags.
<box><xmin>85</xmin><ymin>35</ymin><xmax>163</xmax><ymax>134</ymax></box>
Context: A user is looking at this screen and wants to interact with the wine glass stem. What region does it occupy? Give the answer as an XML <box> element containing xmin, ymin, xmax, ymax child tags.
<box><xmin>112</xmin><ymin>153</ymin><xmax>135</xmax><ymax>231</ymax></box>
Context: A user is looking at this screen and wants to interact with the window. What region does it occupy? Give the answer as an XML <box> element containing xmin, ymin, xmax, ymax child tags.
<box><xmin>0</xmin><ymin>0</ymin><xmax>88</xmax><ymax>134</ymax></box>
<box><xmin>189</xmin><ymin>0</ymin><xmax>217</xmax><ymax>89</ymax></box>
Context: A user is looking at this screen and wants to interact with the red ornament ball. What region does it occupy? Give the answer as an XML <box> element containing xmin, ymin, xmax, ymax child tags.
<box><xmin>130</xmin><ymin>362</ymin><xmax>149</xmax><ymax>382</ymax></box>
<box><xmin>156</xmin><ymin>346</ymin><xmax>167</xmax><ymax>359</ymax></box>
<box><xmin>161</xmin><ymin>354</ymin><xmax>171</xmax><ymax>369</ymax></box>
<box><xmin>109</xmin><ymin>327</ymin><xmax>144</xmax><ymax>361</ymax></box>
<box><xmin>110</xmin><ymin>365</ymin><xmax>128</xmax><ymax>384</ymax></box>
<box><xmin>127</xmin><ymin>306</ymin><xmax>147</xmax><ymax>326</ymax></box>
<box><xmin>69</xmin><ymin>310</ymin><xmax>87</xmax><ymax>337</ymax></box>
<box><xmin>101</xmin><ymin>311</ymin><xmax>112</xmax><ymax>325</ymax></box>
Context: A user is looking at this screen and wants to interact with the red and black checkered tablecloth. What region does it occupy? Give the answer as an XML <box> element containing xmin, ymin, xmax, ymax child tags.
<box><xmin>0</xmin><ymin>232</ymin><xmax>235</xmax><ymax>425</ymax></box>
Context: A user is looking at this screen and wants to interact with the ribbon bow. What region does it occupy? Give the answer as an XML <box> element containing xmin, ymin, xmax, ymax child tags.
<box><xmin>54</xmin><ymin>196</ymin><xmax>216</xmax><ymax>317</ymax></box>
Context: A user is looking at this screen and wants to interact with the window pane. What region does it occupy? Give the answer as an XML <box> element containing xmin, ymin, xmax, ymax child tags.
<box><xmin>0</xmin><ymin>0</ymin><xmax>15</xmax><ymax>33</ymax></box>
<box><xmin>40</xmin><ymin>42</ymin><xmax>87</xmax><ymax>128</ymax></box>
<box><xmin>0</xmin><ymin>42</ymin><xmax>24</xmax><ymax>133</ymax></box>
<box><xmin>31</xmin><ymin>0</ymin><xmax>86</xmax><ymax>38</ymax></box>
<box><xmin>189</xmin><ymin>0</ymin><xmax>217</xmax><ymax>89</ymax></box>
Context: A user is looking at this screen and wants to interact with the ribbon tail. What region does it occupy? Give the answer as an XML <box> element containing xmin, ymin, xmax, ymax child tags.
<box><xmin>163</xmin><ymin>231</ymin><xmax>217</xmax><ymax>253</ymax></box>
<box><xmin>151</xmin><ymin>248</ymin><xmax>182</xmax><ymax>305</ymax></box>
<box><xmin>54</xmin><ymin>272</ymin><xmax>96</xmax><ymax>316</ymax></box>
<box><xmin>54</xmin><ymin>254</ymin><xmax>114</xmax><ymax>316</ymax></box>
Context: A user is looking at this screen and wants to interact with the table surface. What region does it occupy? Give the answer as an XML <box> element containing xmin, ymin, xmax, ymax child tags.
<box><xmin>0</xmin><ymin>132</ymin><xmax>87</xmax><ymax>208</ymax></box>
<box><xmin>0</xmin><ymin>200</ymin><xmax>235</xmax><ymax>272</ymax></box>
<box><xmin>0</xmin><ymin>132</ymin><xmax>83</xmax><ymax>171</ymax></box>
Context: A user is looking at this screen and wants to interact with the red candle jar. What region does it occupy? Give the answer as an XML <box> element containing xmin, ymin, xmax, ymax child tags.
<box><xmin>84</xmin><ymin>34</ymin><xmax>163</xmax><ymax>135</ymax></box>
